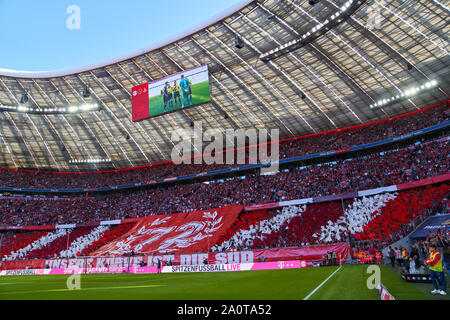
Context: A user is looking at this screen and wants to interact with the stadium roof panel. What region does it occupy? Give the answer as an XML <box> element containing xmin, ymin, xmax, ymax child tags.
<box><xmin>0</xmin><ymin>0</ymin><xmax>449</xmax><ymax>171</ymax></box>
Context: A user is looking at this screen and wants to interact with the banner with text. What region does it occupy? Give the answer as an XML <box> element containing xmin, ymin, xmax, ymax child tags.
<box><xmin>0</xmin><ymin>243</ymin><xmax>347</xmax><ymax>270</ymax></box>
<box><xmin>0</xmin><ymin>260</ymin><xmax>308</xmax><ymax>276</ymax></box>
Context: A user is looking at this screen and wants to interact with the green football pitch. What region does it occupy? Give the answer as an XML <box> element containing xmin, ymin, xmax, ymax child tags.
<box><xmin>148</xmin><ymin>81</ymin><xmax>211</xmax><ymax>117</ymax></box>
<box><xmin>0</xmin><ymin>265</ymin><xmax>447</xmax><ymax>300</ymax></box>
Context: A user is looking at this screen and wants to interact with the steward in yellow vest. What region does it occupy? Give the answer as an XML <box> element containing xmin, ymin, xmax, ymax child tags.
<box><xmin>424</xmin><ymin>245</ymin><xmax>446</xmax><ymax>295</ymax></box>
<box><xmin>402</xmin><ymin>248</ymin><xmax>408</xmax><ymax>261</ymax></box>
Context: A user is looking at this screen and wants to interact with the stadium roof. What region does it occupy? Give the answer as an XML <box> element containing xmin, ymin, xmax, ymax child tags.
<box><xmin>0</xmin><ymin>0</ymin><xmax>448</xmax><ymax>171</ymax></box>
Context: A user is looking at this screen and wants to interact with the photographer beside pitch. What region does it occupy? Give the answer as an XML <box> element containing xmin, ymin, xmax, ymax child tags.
<box><xmin>424</xmin><ymin>244</ymin><xmax>447</xmax><ymax>295</ymax></box>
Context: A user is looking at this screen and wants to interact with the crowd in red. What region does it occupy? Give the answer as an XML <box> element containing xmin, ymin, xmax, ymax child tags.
<box><xmin>214</xmin><ymin>184</ymin><xmax>448</xmax><ymax>252</ymax></box>
<box><xmin>1</xmin><ymin>183</ymin><xmax>447</xmax><ymax>261</ymax></box>
<box><xmin>0</xmin><ymin>102</ymin><xmax>448</xmax><ymax>263</ymax></box>
<box><xmin>0</xmin><ymin>136</ymin><xmax>448</xmax><ymax>227</ymax></box>
<box><xmin>0</xmin><ymin>101</ymin><xmax>448</xmax><ymax>190</ymax></box>
<box><xmin>23</xmin><ymin>227</ymin><xmax>94</xmax><ymax>261</ymax></box>
<box><xmin>214</xmin><ymin>209</ymin><xmax>274</xmax><ymax>246</ymax></box>
<box><xmin>0</xmin><ymin>230</ymin><xmax>48</xmax><ymax>258</ymax></box>
<box><xmin>354</xmin><ymin>184</ymin><xmax>448</xmax><ymax>242</ymax></box>
<box><xmin>80</xmin><ymin>223</ymin><xmax>135</xmax><ymax>256</ymax></box>
<box><xmin>252</xmin><ymin>201</ymin><xmax>352</xmax><ymax>249</ymax></box>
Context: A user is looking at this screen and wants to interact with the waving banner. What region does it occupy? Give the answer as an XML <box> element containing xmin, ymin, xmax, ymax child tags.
<box><xmin>91</xmin><ymin>206</ymin><xmax>243</xmax><ymax>256</ymax></box>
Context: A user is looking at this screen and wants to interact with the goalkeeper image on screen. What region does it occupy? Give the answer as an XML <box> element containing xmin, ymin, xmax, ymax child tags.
<box><xmin>180</xmin><ymin>75</ymin><xmax>192</xmax><ymax>108</ymax></box>
<box><xmin>172</xmin><ymin>81</ymin><xmax>182</xmax><ymax>107</ymax></box>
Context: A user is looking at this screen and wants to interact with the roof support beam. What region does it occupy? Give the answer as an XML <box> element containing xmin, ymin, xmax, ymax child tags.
<box><xmin>61</xmin><ymin>76</ymin><xmax>132</xmax><ymax>167</ymax></box>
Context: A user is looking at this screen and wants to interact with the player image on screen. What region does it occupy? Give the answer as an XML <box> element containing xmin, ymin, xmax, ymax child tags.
<box><xmin>172</xmin><ymin>81</ymin><xmax>182</xmax><ymax>107</ymax></box>
<box><xmin>132</xmin><ymin>65</ymin><xmax>211</xmax><ymax>120</ymax></box>
<box><xmin>180</xmin><ymin>75</ymin><xmax>192</xmax><ymax>108</ymax></box>
<box><xmin>161</xmin><ymin>82</ymin><xmax>173</xmax><ymax>112</ymax></box>
<box><xmin>189</xmin><ymin>79</ymin><xmax>192</xmax><ymax>101</ymax></box>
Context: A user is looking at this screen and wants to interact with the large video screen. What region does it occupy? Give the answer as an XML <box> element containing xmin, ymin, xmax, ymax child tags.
<box><xmin>132</xmin><ymin>65</ymin><xmax>211</xmax><ymax>122</ymax></box>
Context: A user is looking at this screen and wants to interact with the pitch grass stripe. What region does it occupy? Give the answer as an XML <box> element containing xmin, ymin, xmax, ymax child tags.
<box><xmin>1</xmin><ymin>284</ymin><xmax>166</xmax><ymax>295</ymax></box>
<box><xmin>303</xmin><ymin>266</ymin><xmax>342</xmax><ymax>300</ymax></box>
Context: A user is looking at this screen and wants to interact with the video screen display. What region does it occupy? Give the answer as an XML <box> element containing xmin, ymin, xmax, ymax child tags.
<box><xmin>132</xmin><ymin>65</ymin><xmax>211</xmax><ymax>122</ymax></box>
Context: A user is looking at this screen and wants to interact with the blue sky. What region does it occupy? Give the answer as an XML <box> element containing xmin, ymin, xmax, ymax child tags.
<box><xmin>0</xmin><ymin>0</ymin><xmax>245</xmax><ymax>72</ymax></box>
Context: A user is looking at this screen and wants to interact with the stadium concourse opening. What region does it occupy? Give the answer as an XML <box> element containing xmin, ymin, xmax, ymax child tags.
<box><xmin>0</xmin><ymin>0</ymin><xmax>449</xmax><ymax>311</ymax></box>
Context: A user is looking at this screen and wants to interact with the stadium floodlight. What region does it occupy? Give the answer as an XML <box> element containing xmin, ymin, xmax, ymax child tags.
<box><xmin>70</xmin><ymin>158</ymin><xmax>112</xmax><ymax>164</ymax></box>
<box><xmin>370</xmin><ymin>79</ymin><xmax>439</xmax><ymax>109</ymax></box>
<box><xmin>342</xmin><ymin>0</ymin><xmax>353</xmax><ymax>11</ymax></box>
<box><xmin>1</xmin><ymin>102</ymin><xmax>98</xmax><ymax>114</ymax></box>
<box><xmin>260</xmin><ymin>0</ymin><xmax>362</xmax><ymax>62</ymax></box>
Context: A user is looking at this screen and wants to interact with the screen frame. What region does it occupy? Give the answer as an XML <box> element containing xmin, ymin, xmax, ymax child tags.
<box><xmin>132</xmin><ymin>64</ymin><xmax>211</xmax><ymax>122</ymax></box>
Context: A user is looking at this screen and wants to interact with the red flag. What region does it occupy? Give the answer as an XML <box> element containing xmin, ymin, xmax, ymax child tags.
<box><xmin>91</xmin><ymin>206</ymin><xmax>243</xmax><ymax>256</ymax></box>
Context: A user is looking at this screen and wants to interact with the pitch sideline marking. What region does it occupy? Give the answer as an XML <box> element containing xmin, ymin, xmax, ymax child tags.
<box><xmin>303</xmin><ymin>266</ymin><xmax>342</xmax><ymax>300</ymax></box>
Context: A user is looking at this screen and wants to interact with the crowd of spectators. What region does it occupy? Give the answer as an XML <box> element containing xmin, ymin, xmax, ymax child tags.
<box><xmin>379</xmin><ymin>229</ymin><xmax>449</xmax><ymax>278</ymax></box>
<box><xmin>251</xmin><ymin>201</ymin><xmax>347</xmax><ymax>250</ymax></box>
<box><xmin>212</xmin><ymin>206</ymin><xmax>307</xmax><ymax>252</ymax></box>
<box><xmin>21</xmin><ymin>227</ymin><xmax>94</xmax><ymax>261</ymax></box>
<box><xmin>59</xmin><ymin>225</ymin><xmax>110</xmax><ymax>258</ymax></box>
<box><xmin>81</xmin><ymin>223</ymin><xmax>135</xmax><ymax>256</ymax></box>
<box><xmin>1</xmin><ymin>184</ymin><xmax>447</xmax><ymax>261</ymax></box>
<box><xmin>410</xmin><ymin>230</ymin><xmax>450</xmax><ymax>274</ymax></box>
<box><xmin>353</xmin><ymin>184</ymin><xmax>448</xmax><ymax>242</ymax></box>
<box><xmin>0</xmin><ymin>136</ymin><xmax>448</xmax><ymax>227</ymax></box>
<box><xmin>4</xmin><ymin>229</ymin><xmax>68</xmax><ymax>261</ymax></box>
<box><xmin>0</xmin><ymin>224</ymin><xmax>137</xmax><ymax>261</ymax></box>
<box><xmin>315</xmin><ymin>193</ymin><xmax>398</xmax><ymax>243</ymax></box>
<box><xmin>0</xmin><ymin>101</ymin><xmax>447</xmax><ymax>190</ymax></box>
<box><xmin>211</xmin><ymin>183</ymin><xmax>448</xmax><ymax>253</ymax></box>
<box><xmin>213</xmin><ymin>209</ymin><xmax>274</xmax><ymax>249</ymax></box>
<box><xmin>0</xmin><ymin>230</ymin><xmax>48</xmax><ymax>259</ymax></box>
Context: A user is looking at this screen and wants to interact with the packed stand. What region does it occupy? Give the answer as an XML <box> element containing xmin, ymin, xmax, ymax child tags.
<box><xmin>0</xmin><ymin>231</ymin><xmax>48</xmax><ymax>260</ymax></box>
<box><xmin>58</xmin><ymin>225</ymin><xmax>110</xmax><ymax>258</ymax></box>
<box><xmin>20</xmin><ymin>227</ymin><xmax>94</xmax><ymax>261</ymax></box>
<box><xmin>353</xmin><ymin>184</ymin><xmax>448</xmax><ymax>243</ymax></box>
<box><xmin>0</xmin><ymin>137</ymin><xmax>448</xmax><ymax>226</ymax></box>
<box><xmin>0</xmin><ymin>101</ymin><xmax>448</xmax><ymax>190</ymax></box>
<box><xmin>213</xmin><ymin>184</ymin><xmax>448</xmax><ymax>253</ymax></box>
<box><xmin>3</xmin><ymin>229</ymin><xmax>68</xmax><ymax>261</ymax></box>
<box><xmin>408</xmin><ymin>230</ymin><xmax>450</xmax><ymax>274</ymax></box>
<box><xmin>80</xmin><ymin>223</ymin><xmax>135</xmax><ymax>256</ymax></box>
<box><xmin>212</xmin><ymin>206</ymin><xmax>307</xmax><ymax>252</ymax></box>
